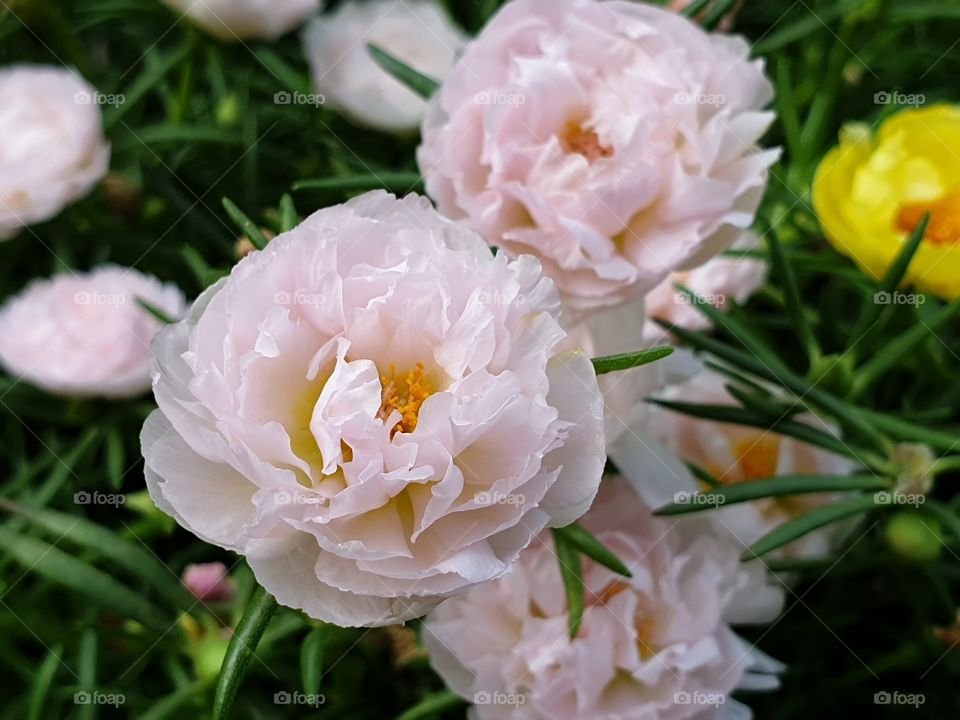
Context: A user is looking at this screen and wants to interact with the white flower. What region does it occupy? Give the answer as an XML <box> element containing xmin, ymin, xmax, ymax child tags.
<box><xmin>141</xmin><ymin>191</ymin><xmax>605</xmax><ymax>627</ymax></box>
<box><xmin>0</xmin><ymin>66</ymin><xmax>110</xmax><ymax>241</ymax></box>
<box><xmin>0</xmin><ymin>266</ymin><xmax>186</xmax><ymax>397</ymax></box>
<box><xmin>162</xmin><ymin>0</ymin><xmax>321</xmax><ymax>40</ymax></box>
<box><xmin>424</xmin><ymin>475</ymin><xmax>784</xmax><ymax>719</ymax></box>
<box><xmin>303</xmin><ymin>0</ymin><xmax>466</xmax><ymax>132</ymax></box>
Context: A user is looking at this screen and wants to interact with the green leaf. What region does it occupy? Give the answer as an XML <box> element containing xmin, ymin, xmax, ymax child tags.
<box><xmin>300</xmin><ymin>626</ymin><xmax>326</xmax><ymax>696</ymax></box>
<box><xmin>552</xmin><ymin>529</ymin><xmax>584</xmax><ymax>638</ymax></box>
<box><xmin>663</xmin><ymin>322</ymin><xmax>890</xmax><ymax>452</ymax></box>
<box><xmin>27</xmin><ymin>644</ymin><xmax>61</xmax><ymax>720</ymax></box>
<box><xmin>212</xmin><ymin>586</ymin><xmax>278</xmax><ymax>720</ymax></box>
<box><xmin>764</xmin><ymin>228</ymin><xmax>819</xmax><ymax>362</ymax></box>
<box><xmin>744</xmin><ymin>495</ymin><xmax>880</xmax><ymax>559</ymax></box>
<box><xmin>655</xmin><ymin>475</ymin><xmax>888</xmax><ymax>516</ymax></box>
<box><xmin>553</xmin><ymin>523</ymin><xmax>631</xmax><ymax>577</ymax></box>
<box><xmin>673</xmin><ymin>284</ymin><xmax>787</xmax><ymax>374</ymax></box>
<box><xmin>104</xmin><ymin>46</ymin><xmax>190</xmax><ymax>129</ymax></box>
<box><xmin>923</xmin><ymin>501</ymin><xmax>960</xmax><ymax>544</ymax></box>
<box><xmin>702</xmin><ymin>0</ymin><xmax>738</xmax><ymax>29</ymax></box>
<box><xmin>647</xmin><ymin>398</ymin><xmax>864</xmax><ymax>460</ymax></box>
<box><xmin>847</xmin><ymin>213</ymin><xmax>929</xmax><ymax>354</ymax></box>
<box><xmin>0</xmin><ymin>501</ymin><xmax>200</xmax><ymax>617</ymax></box>
<box><xmin>292</xmin><ymin>172</ymin><xmax>424</xmax><ymax>195</ymax></box>
<box><xmin>137</xmin><ymin>297</ymin><xmax>175</xmax><ymax>325</ymax></box>
<box><xmin>222</xmin><ymin>197</ymin><xmax>269</xmax><ymax>251</ymax></box>
<box><xmin>279</xmin><ymin>194</ymin><xmax>299</xmax><ymax>233</ymax></box>
<box><xmin>104</xmin><ymin>427</ymin><xmax>125</xmax><ymax>489</ymax></box>
<box><xmin>367</xmin><ymin>44</ymin><xmax>439</xmax><ymax>99</ymax></box>
<box><xmin>678</xmin><ymin>0</ymin><xmax>712</xmax><ymax>17</ymax></box>
<box><xmin>0</xmin><ymin>525</ymin><xmax>170</xmax><ymax>632</ymax></box>
<box><xmin>591</xmin><ymin>347</ymin><xmax>673</xmax><ymax>375</ymax></box>
<box><xmin>396</xmin><ymin>690</ymin><xmax>465</xmax><ymax>720</ymax></box>
<box><xmin>851</xmin><ymin>298</ymin><xmax>960</xmax><ymax>398</ymax></box>
<box><xmin>859</xmin><ymin>409</ymin><xmax>960</xmax><ymax>453</ymax></box>
<box><xmin>140</xmin><ymin>681</ymin><xmax>207</xmax><ymax>720</ymax></box>
<box><xmin>75</xmin><ymin>630</ymin><xmax>98</xmax><ymax>720</ymax></box>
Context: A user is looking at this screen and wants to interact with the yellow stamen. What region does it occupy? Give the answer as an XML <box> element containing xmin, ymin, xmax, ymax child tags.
<box><xmin>560</xmin><ymin>121</ymin><xmax>613</xmax><ymax>162</ymax></box>
<box><xmin>895</xmin><ymin>189</ymin><xmax>960</xmax><ymax>246</ymax></box>
<box><xmin>732</xmin><ymin>437</ymin><xmax>781</xmax><ymax>482</ymax></box>
<box><xmin>379</xmin><ymin>363</ymin><xmax>434</xmax><ymax>436</ymax></box>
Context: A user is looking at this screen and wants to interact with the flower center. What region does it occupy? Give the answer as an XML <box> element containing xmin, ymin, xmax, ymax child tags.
<box><xmin>895</xmin><ymin>189</ymin><xmax>960</xmax><ymax>246</ymax></box>
<box><xmin>560</xmin><ymin>121</ymin><xmax>613</xmax><ymax>162</ymax></box>
<box><xmin>379</xmin><ymin>363</ymin><xmax>434</xmax><ymax>436</ymax></box>
<box><xmin>731</xmin><ymin>437</ymin><xmax>781</xmax><ymax>482</ymax></box>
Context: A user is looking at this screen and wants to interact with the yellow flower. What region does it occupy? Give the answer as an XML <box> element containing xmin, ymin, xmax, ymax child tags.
<box><xmin>812</xmin><ymin>104</ymin><xmax>960</xmax><ymax>300</ymax></box>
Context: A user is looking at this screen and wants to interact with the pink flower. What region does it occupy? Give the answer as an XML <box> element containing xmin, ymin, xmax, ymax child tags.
<box><xmin>183</xmin><ymin>562</ymin><xmax>235</xmax><ymax>602</ymax></box>
<box><xmin>141</xmin><ymin>191</ymin><xmax>605</xmax><ymax>627</ymax></box>
<box><xmin>161</xmin><ymin>0</ymin><xmax>321</xmax><ymax>40</ymax></box>
<box><xmin>620</xmin><ymin>361</ymin><xmax>857</xmax><ymax>559</ymax></box>
<box><xmin>0</xmin><ymin>66</ymin><xmax>110</xmax><ymax>241</ymax></box>
<box><xmin>303</xmin><ymin>0</ymin><xmax>466</xmax><ymax>133</ymax></box>
<box><xmin>424</xmin><ymin>476</ymin><xmax>784</xmax><ymax>719</ymax></box>
<box><xmin>643</xmin><ymin>232</ymin><xmax>768</xmax><ymax>343</ymax></box>
<box><xmin>0</xmin><ymin>266</ymin><xmax>185</xmax><ymax>398</ymax></box>
<box><xmin>418</xmin><ymin>0</ymin><xmax>777</xmax><ymax>317</ymax></box>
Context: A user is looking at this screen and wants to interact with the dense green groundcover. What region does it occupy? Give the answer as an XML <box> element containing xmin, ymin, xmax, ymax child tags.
<box><xmin>1</xmin><ymin>0</ymin><xmax>960</xmax><ymax>718</ymax></box>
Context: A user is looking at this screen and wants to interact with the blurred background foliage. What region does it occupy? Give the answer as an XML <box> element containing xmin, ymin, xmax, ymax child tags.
<box><xmin>1</xmin><ymin>0</ymin><xmax>959</xmax><ymax>718</ymax></box>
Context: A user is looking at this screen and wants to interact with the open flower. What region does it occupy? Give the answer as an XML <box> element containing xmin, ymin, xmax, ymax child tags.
<box><xmin>637</xmin><ymin>363</ymin><xmax>857</xmax><ymax>558</ymax></box>
<box><xmin>424</xmin><ymin>475</ymin><xmax>784</xmax><ymax>719</ymax></box>
<box><xmin>141</xmin><ymin>191</ymin><xmax>605</xmax><ymax>627</ymax></box>
<box><xmin>643</xmin><ymin>232</ymin><xmax>768</xmax><ymax>343</ymax></box>
<box><xmin>813</xmin><ymin>105</ymin><xmax>960</xmax><ymax>300</ymax></box>
<box><xmin>418</xmin><ymin>0</ymin><xmax>777</xmax><ymax>316</ymax></box>
<box><xmin>0</xmin><ymin>266</ymin><xmax>185</xmax><ymax>398</ymax></box>
<box><xmin>162</xmin><ymin>0</ymin><xmax>321</xmax><ymax>40</ymax></box>
<box><xmin>0</xmin><ymin>66</ymin><xmax>110</xmax><ymax>241</ymax></box>
<box><xmin>303</xmin><ymin>0</ymin><xmax>465</xmax><ymax>132</ymax></box>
